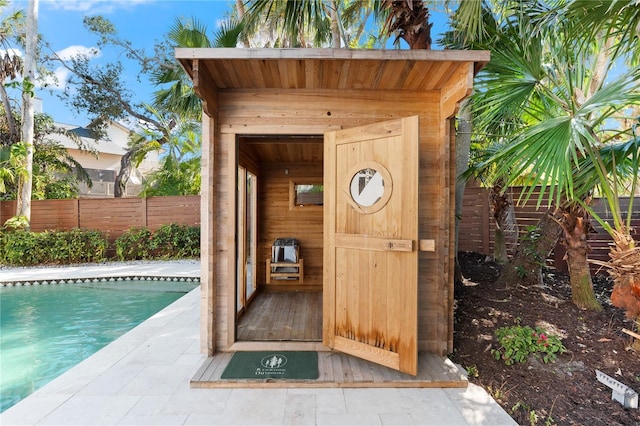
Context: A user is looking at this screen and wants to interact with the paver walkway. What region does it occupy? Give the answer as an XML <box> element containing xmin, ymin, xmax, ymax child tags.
<box><xmin>0</xmin><ymin>261</ymin><xmax>516</xmax><ymax>425</ymax></box>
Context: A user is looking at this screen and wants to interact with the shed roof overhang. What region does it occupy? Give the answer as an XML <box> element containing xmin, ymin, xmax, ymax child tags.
<box><xmin>175</xmin><ymin>48</ymin><xmax>490</xmax><ymax>115</ymax></box>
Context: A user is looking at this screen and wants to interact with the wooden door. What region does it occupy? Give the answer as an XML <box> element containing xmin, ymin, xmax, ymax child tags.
<box><xmin>323</xmin><ymin>116</ymin><xmax>419</xmax><ymax>375</ymax></box>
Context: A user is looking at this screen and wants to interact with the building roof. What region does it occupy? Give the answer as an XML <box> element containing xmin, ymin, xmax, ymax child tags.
<box><xmin>175</xmin><ymin>48</ymin><xmax>490</xmax><ymax>94</ymax></box>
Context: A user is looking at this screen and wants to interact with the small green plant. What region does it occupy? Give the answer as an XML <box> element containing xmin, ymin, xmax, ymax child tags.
<box><xmin>151</xmin><ymin>223</ymin><xmax>200</xmax><ymax>258</ymax></box>
<box><xmin>491</xmin><ymin>325</ymin><xmax>566</xmax><ymax>365</ymax></box>
<box><xmin>486</xmin><ymin>382</ymin><xmax>507</xmax><ymax>401</ymax></box>
<box><xmin>529</xmin><ymin>410</ymin><xmax>539</xmax><ymax>425</ymax></box>
<box><xmin>465</xmin><ymin>365</ymin><xmax>479</xmax><ymax>378</ymax></box>
<box><xmin>3</xmin><ymin>215</ymin><xmax>29</xmax><ymax>230</ymax></box>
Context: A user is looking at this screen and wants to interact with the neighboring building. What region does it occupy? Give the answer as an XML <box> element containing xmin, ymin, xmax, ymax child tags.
<box><xmin>50</xmin><ymin>122</ymin><xmax>158</xmax><ymax>198</ymax></box>
<box><xmin>34</xmin><ymin>97</ymin><xmax>159</xmax><ymax>198</ymax></box>
<box><xmin>48</xmin><ymin>121</ymin><xmax>160</xmax><ymax>198</ymax></box>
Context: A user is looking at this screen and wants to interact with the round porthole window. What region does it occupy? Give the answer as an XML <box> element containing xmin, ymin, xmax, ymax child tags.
<box><xmin>346</xmin><ymin>162</ymin><xmax>392</xmax><ymax>214</ymax></box>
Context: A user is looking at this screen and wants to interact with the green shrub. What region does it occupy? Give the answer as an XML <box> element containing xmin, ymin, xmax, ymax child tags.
<box><xmin>0</xmin><ymin>228</ymin><xmax>107</xmax><ymax>266</ymax></box>
<box><xmin>492</xmin><ymin>325</ymin><xmax>566</xmax><ymax>365</ymax></box>
<box><xmin>114</xmin><ymin>224</ymin><xmax>200</xmax><ymax>261</ymax></box>
<box><xmin>114</xmin><ymin>227</ymin><xmax>154</xmax><ymax>261</ymax></box>
<box><xmin>0</xmin><ymin>230</ymin><xmax>44</xmax><ymax>265</ymax></box>
<box><xmin>1</xmin><ymin>224</ymin><xmax>198</xmax><ymax>265</ymax></box>
<box><xmin>57</xmin><ymin>228</ymin><xmax>107</xmax><ymax>263</ymax></box>
<box><xmin>151</xmin><ymin>223</ymin><xmax>200</xmax><ymax>259</ymax></box>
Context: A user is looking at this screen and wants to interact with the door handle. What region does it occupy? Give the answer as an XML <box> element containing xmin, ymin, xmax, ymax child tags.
<box><xmin>383</xmin><ymin>239</ymin><xmax>413</xmax><ymax>252</ymax></box>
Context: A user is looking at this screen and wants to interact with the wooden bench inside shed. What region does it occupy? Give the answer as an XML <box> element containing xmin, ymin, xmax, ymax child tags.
<box><xmin>266</xmin><ymin>258</ymin><xmax>304</xmax><ymax>284</ymax></box>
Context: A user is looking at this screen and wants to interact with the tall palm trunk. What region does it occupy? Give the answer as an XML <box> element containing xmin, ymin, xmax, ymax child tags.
<box><xmin>16</xmin><ymin>0</ymin><xmax>38</xmax><ymax>226</ymax></box>
<box><xmin>609</xmin><ymin>230</ymin><xmax>640</xmax><ymax>348</ymax></box>
<box><xmin>235</xmin><ymin>0</ymin><xmax>250</xmax><ymax>48</ymax></box>
<box><xmin>384</xmin><ymin>0</ymin><xmax>432</xmax><ymax>49</ymax></box>
<box><xmin>491</xmin><ymin>182</ymin><xmax>518</xmax><ymax>264</ymax></box>
<box><xmin>454</xmin><ymin>105</ymin><xmax>471</xmax><ymax>285</ymax></box>
<box><xmin>560</xmin><ymin>204</ymin><xmax>602</xmax><ymax>311</ymax></box>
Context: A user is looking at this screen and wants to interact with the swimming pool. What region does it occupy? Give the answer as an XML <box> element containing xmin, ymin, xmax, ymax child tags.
<box><xmin>0</xmin><ymin>278</ymin><xmax>199</xmax><ymax>412</ymax></box>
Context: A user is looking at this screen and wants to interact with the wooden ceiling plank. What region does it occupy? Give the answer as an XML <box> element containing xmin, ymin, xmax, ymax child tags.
<box><xmin>304</xmin><ymin>59</ymin><xmax>318</xmax><ymax>89</ymax></box>
<box><xmin>246</xmin><ymin>59</ymin><xmax>266</xmax><ymax>88</ymax></box>
<box><xmin>176</xmin><ymin>49</ymin><xmax>490</xmax><ymax>92</ymax></box>
<box><xmin>276</xmin><ymin>59</ymin><xmax>290</xmax><ymax>89</ymax></box>
<box><xmin>421</xmin><ymin>62</ymin><xmax>453</xmax><ymax>91</ymax></box>
<box><xmin>402</xmin><ymin>61</ymin><xmax>430</xmax><ymax>90</ymax></box>
<box><xmin>337</xmin><ymin>60</ymin><xmax>352</xmax><ymax>90</ymax></box>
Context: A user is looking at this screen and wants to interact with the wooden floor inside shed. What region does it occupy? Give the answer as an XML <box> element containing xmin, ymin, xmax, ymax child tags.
<box><xmin>237</xmin><ymin>289</ymin><xmax>322</xmax><ymax>341</ymax></box>
<box><xmin>191</xmin><ymin>351</ymin><xmax>467</xmax><ymax>388</ymax></box>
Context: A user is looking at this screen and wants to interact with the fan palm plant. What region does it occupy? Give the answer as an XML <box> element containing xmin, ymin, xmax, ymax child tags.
<box><xmin>482</xmin><ymin>41</ymin><xmax>640</xmax><ymax>310</ymax></box>
<box><xmin>450</xmin><ymin>0</ymin><xmax>640</xmax><ymax>311</ymax></box>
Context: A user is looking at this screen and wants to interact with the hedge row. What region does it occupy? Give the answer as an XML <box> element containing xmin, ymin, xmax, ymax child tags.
<box><xmin>0</xmin><ymin>224</ymin><xmax>200</xmax><ymax>266</ymax></box>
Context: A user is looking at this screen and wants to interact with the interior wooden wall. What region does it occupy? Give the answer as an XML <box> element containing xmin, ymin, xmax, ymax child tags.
<box><xmin>209</xmin><ymin>88</ymin><xmax>452</xmax><ymax>354</ymax></box>
<box><xmin>257</xmin><ymin>161</ymin><xmax>324</xmax><ymax>287</ymax></box>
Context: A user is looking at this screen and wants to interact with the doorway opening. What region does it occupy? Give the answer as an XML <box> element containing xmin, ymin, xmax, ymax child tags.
<box><xmin>234</xmin><ymin>135</ymin><xmax>324</xmax><ymax>343</ymax></box>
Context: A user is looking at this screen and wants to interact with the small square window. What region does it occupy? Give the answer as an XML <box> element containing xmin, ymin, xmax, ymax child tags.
<box><xmin>290</xmin><ymin>180</ymin><xmax>323</xmax><ymax>209</ymax></box>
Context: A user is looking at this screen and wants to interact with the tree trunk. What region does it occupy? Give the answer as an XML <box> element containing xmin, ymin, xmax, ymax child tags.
<box><xmin>114</xmin><ymin>150</ymin><xmax>133</xmax><ymax>198</ymax></box>
<box><xmin>454</xmin><ymin>105</ymin><xmax>471</xmax><ymax>285</ymax></box>
<box><xmin>386</xmin><ymin>1</ymin><xmax>432</xmax><ymax>49</ymax></box>
<box><xmin>0</xmin><ymin>83</ymin><xmax>19</xmax><ymax>145</ymax></box>
<box><xmin>16</xmin><ymin>0</ymin><xmax>38</xmax><ymax>226</ymax></box>
<box><xmin>608</xmin><ymin>230</ymin><xmax>640</xmax><ymax>348</ymax></box>
<box><xmin>496</xmin><ymin>208</ymin><xmax>562</xmax><ymax>287</ymax></box>
<box><xmin>328</xmin><ymin>1</ymin><xmax>341</xmax><ymax>48</ymax></box>
<box><xmin>235</xmin><ymin>0</ymin><xmax>250</xmax><ymax>48</ymax></box>
<box><xmin>491</xmin><ymin>184</ymin><xmax>518</xmax><ymax>265</ymax></box>
<box><xmin>561</xmin><ymin>205</ymin><xmax>602</xmax><ymax>311</ymax></box>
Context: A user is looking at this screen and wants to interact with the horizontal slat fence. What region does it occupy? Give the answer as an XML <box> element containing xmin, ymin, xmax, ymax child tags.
<box><xmin>458</xmin><ymin>184</ymin><xmax>640</xmax><ymax>273</ymax></box>
<box><xmin>0</xmin><ymin>196</ymin><xmax>200</xmax><ymax>242</ymax></box>
<box><xmin>2</xmin><ymin>190</ymin><xmax>637</xmax><ymax>272</ymax></box>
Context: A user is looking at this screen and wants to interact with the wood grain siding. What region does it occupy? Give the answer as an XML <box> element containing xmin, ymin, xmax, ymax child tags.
<box><xmin>1</xmin><ymin>197</ymin><xmax>200</xmax><ymax>242</ymax></box>
<box><xmin>212</xmin><ymin>89</ymin><xmax>448</xmax><ymax>353</ymax></box>
<box><xmin>200</xmin><ymin>111</ymin><xmax>216</xmax><ymax>355</ymax></box>
<box><xmin>177</xmin><ymin>49</ymin><xmax>490</xmax><ymax>359</ymax></box>
<box><xmin>258</xmin><ymin>162</ymin><xmax>323</xmax><ymax>287</ymax></box>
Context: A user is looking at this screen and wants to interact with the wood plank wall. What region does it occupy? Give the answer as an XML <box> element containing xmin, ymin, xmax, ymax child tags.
<box><xmin>258</xmin><ymin>161</ymin><xmax>324</xmax><ymax>287</ymax></box>
<box><xmin>215</xmin><ymin>88</ymin><xmax>449</xmax><ymax>353</ymax></box>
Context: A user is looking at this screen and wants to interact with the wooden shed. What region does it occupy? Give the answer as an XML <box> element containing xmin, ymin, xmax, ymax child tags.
<box><xmin>176</xmin><ymin>48</ymin><xmax>489</xmax><ymax>383</ymax></box>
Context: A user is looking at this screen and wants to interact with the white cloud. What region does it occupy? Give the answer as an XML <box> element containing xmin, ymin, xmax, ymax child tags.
<box><xmin>37</xmin><ymin>46</ymin><xmax>99</xmax><ymax>90</ymax></box>
<box><xmin>56</xmin><ymin>45</ymin><xmax>100</xmax><ymax>61</ymax></box>
<box><xmin>40</xmin><ymin>66</ymin><xmax>70</xmax><ymax>90</ymax></box>
<box><xmin>0</xmin><ymin>48</ymin><xmax>23</xmax><ymax>59</ymax></box>
<box><xmin>44</xmin><ymin>0</ymin><xmax>155</xmax><ymax>14</ymax></box>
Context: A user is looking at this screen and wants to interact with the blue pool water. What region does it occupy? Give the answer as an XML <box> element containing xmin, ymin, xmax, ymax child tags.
<box><xmin>0</xmin><ymin>279</ymin><xmax>198</xmax><ymax>412</ymax></box>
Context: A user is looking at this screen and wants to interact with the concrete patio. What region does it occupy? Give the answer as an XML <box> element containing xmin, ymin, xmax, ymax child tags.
<box><xmin>0</xmin><ymin>261</ymin><xmax>516</xmax><ymax>425</ymax></box>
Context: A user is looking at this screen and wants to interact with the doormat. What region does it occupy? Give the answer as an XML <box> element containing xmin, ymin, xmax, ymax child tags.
<box><xmin>221</xmin><ymin>351</ymin><xmax>318</xmax><ymax>380</ymax></box>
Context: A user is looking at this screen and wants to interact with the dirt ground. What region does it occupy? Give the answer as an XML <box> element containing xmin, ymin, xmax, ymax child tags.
<box><xmin>453</xmin><ymin>252</ymin><xmax>640</xmax><ymax>426</ymax></box>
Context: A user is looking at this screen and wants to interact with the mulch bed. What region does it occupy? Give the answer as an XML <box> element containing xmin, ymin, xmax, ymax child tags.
<box><xmin>453</xmin><ymin>251</ymin><xmax>640</xmax><ymax>426</ymax></box>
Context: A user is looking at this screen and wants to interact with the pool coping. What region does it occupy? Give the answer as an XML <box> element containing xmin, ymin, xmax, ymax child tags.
<box><xmin>1</xmin><ymin>275</ymin><xmax>201</xmax><ymax>287</ymax></box>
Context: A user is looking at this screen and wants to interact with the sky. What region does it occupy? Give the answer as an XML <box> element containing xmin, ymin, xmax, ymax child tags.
<box><xmin>4</xmin><ymin>0</ymin><xmax>451</xmax><ymax>127</ymax></box>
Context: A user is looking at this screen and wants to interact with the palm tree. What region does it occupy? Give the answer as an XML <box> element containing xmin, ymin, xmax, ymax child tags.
<box><xmin>449</xmin><ymin>0</ymin><xmax>640</xmax><ymax>311</ymax></box>
<box><xmin>240</xmin><ymin>0</ymin><xmax>434</xmax><ymax>49</ymax></box>
<box><xmin>550</xmin><ymin>0</ymin><xmax>640</xmax><ymax>337</ymax></box>
<box><xmin>241</xmin><ymin>0</ymin><xmax>333</xmax><ymax>47</ymax></box>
